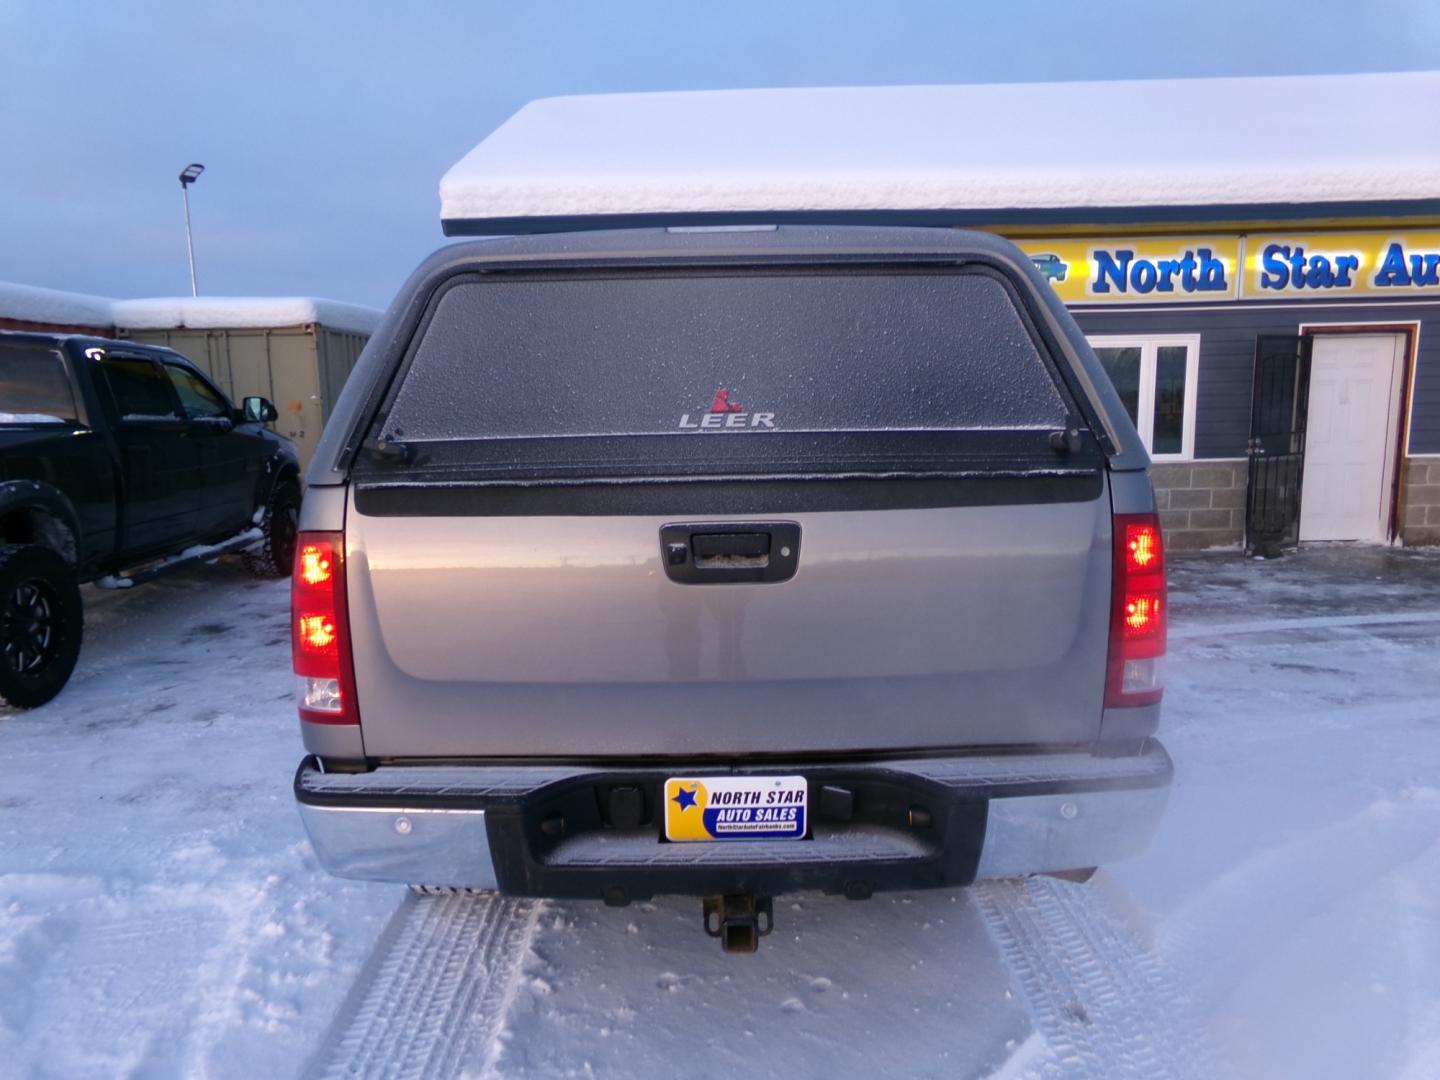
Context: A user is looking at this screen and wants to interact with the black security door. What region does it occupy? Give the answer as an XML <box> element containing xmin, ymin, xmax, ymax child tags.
<box><xmin>1245</xmin><ymin>335</ymin><xmax>1313</xmax><ymax>556</ymax></box>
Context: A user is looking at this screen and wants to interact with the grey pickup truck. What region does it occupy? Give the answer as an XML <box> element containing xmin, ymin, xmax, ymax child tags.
<box><xmin>292</xmin><ymin>227</ymin><xmax>1170</xmax><ymax>951</ymax></box>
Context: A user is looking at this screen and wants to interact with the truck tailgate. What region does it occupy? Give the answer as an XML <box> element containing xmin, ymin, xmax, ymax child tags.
<box><xmin>338</xmin><ymin>261</ymin><xmax>1118</xmax><ymax>758</ymax></box>
<box><xmin>346</xmin><ymin>480</ymin><xmax>1111</xmax><ymax>757</ymax></box>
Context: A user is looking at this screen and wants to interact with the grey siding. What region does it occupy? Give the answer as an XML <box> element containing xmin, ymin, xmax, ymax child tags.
<box><xmin>1415</xmin><ymin>318</ymin><xmax>1440</xmax><ymax>454</ymax></box>
<box><xmin>1072</xmin><ymin>302</ymin><xmax>1440</xmax><ymax>458</ymax></box>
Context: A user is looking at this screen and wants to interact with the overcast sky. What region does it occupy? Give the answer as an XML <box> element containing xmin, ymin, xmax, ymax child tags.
<box><xmin>2</xmin><ymin>1</ymin><xmax>1437</xmax><ymax>309</ymax></box>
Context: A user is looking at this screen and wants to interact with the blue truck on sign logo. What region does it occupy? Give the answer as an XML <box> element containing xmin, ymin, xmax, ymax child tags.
<box><xmin>1030</xmin><ymin>252</ymin><xmax>1068</xmax><ymax>282</ymax></box>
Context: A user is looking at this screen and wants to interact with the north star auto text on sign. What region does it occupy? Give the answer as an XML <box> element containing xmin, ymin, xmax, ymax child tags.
<box><xmin>1019</xmin><ymin>231</ymin><xmax>1440</xmax><ymax>304</ymax></box>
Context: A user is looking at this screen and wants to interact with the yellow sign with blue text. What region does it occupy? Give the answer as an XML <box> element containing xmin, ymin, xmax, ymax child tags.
<box><xmin>1019</xmin><ymin>237</ymin><xmax>1241</xmax><ymax>304</ymax></box>
<box><xmin>663</xmin><ymin>775</ymin><xmax>808</xmax><ymax>841</ymax></box>
<box><xmin>1018</xmin><ymin>232</ymin><xmax>1440</xmax><ymax>304</ymax></box>
<box><xmin>1243</xmin><ymin>232</ymin><xmax>1440</xmax><ymax>299</ymax></box>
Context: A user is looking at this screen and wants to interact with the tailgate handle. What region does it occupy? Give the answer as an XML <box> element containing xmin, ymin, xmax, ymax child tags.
<box><xmin>692</xmin><ymin>532</ymin><xmax>771</xmax><ymax>562</ymax></box>
<box><xmin>660</xmin><ymin>522</ymin><xmax>801</xmax><ymax>584</ymax></box>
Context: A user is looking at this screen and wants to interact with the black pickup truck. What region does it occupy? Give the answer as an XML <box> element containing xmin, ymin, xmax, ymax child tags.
<box><xmin>0</xmin><ymin>330</ymin><xmax>301</xmax><ymax>707</ymax></box>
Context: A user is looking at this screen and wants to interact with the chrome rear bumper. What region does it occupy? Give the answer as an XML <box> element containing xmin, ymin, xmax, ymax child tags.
<box><xmin>295</xmin><ymin>742</ymin><xmax>1171</xmax><ymax>897</ymax></box>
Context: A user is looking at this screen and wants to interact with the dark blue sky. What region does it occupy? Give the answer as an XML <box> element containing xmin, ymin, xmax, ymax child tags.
<box><xmin>3</xmin><ymin>1</ymin><xmax>1437</xmax><ymax>308</ymax></box>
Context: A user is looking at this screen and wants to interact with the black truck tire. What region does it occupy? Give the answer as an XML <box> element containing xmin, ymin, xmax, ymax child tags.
<box><xmin>243</xmin><ymin>480</ymin><xmax>301</xmax><ymax>579</ymax></box>
<box><xmin>0</xmin><ymin>544</ymin><xmax>84</xmax><ymax>709</ymax></box>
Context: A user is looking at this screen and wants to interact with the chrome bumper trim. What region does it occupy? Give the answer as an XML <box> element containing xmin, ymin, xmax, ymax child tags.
<box><xmin>298</xmin><ymin>801</ymin><xmax>497</xmax><ymax>889</ymax></box>
<box><xmin>974</xmin><ymin>785</ymin><xmax>1170</xmax><ymax>878</ymax></box>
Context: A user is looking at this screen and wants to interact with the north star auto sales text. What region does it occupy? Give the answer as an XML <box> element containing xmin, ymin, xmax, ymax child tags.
<box><xmin>1091</xmin><ymin>240</ymin><xmax>1440</xmax><ymax>295</ymax></box>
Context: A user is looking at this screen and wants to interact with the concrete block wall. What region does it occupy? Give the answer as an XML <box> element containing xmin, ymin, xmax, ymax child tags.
<box><xmin>1151</xmin><ymin>461</ymin><xmax>1247</xmax><ymax>551</ymax></box>
<box><xmin>1150</xmin><ymin>457</ymin><xmax>1440</xmax><ymax>549</ymax></box>
<box><xmin>1401</xmin><ymin>459</ymin><xmax>1440</xmax><ymax>546</ymax></box>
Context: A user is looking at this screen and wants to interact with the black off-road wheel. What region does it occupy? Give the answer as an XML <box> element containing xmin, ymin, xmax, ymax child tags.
<box><xmin>0</xmin><ymin>544</ymin><xmax>84</xmax><ymax>709</ymax></box>
<box><xmin>243</xmin><ymin>480</ymin><xmax>301</xmax><ymax>579</ymax></box>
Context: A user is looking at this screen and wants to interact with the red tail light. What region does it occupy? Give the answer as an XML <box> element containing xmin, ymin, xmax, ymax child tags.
<box><xmin>1105</xmin><ymin>514</ymin><xmax>1166</xmax><ymax>708</ymax></box>
<box><xmin>292</xmin><ymin>532</ymin><xmax>359</xmax><ymax>725</ymax></box>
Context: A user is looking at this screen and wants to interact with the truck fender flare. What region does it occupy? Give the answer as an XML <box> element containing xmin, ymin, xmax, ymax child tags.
<box><xmin>255</xmin><ymin>458</ymin><xmax>302</xmax><ymax>518</ymax></box>
<box><xmin>0</xmin><ymin>481</ymin><xmax>83</xmax><ymax>564</ymax></box>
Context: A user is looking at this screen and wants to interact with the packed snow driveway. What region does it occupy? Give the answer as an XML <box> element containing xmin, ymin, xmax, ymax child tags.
<box><xmin>2</xmin><ymin>549</ymin><xmax>1439</xmax><ymax>1079</ymax></box>
<box><xmin>0</xmin><ymin>566</ymin><xmax>399</xmax><ymax>1078</ymax></box>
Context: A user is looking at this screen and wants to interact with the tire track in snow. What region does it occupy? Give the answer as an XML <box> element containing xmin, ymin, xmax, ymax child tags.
<box><xmin>1170</xmin><ymin>609</ymin><xmax>1440</xmax><ymax>641</ymax></box>
<box><xmin>975</xmin><ymin>876</ymin><xmax>1223</xmax><ymax>1080</ymax></box>
<box><xmin>313</xmin><ymin>878</ymin><xmax>1224</xmax><ymax>1078</ymax></box>
<box><xmin>305</xmin><ymin>889</ymin><xmax>543</xmax><ymax>1080</ymax></box>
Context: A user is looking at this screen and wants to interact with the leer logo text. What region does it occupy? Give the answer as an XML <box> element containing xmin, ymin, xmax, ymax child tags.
<box><xmin>678</xmin><ymin>388</ymin><xmax>776</xmax><ymax>430</ymax></box>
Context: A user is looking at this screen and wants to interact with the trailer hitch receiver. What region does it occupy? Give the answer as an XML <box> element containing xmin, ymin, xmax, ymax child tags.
<box><xmin>703</xmin><ymin>895</ymin><xmax>773</xmax><ymax>953</ymax></box>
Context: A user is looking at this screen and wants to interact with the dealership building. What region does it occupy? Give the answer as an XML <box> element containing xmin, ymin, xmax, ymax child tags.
<box><xmin>1009</xmin><ymin>225</ymin><xmax>1440</xmax><ymax>550</ymax></box>
<box><xmin>448</xmin><ymin>70</ymin><xmax>1440</xmax><ymax>549</ymax></box>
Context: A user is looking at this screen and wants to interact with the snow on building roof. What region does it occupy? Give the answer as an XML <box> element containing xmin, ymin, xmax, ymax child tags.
<box><xmin>111</xmin><ymin>296</ymin><xmax>381</xmax><ymax>335</ymax></box>
<box><xmin>440</xmin><ymin>72</ymin><xmax>1440</xmax><ymax>233</ymax></box>
<box><xmin>0</xmin><ymin>281</ymin><xmax>115</xmax><ymax>329</ymax></box>
<box><xmin>0</xmin><ymin>282</ymin><xmax>381</xmax><ymax>336</ymax></box>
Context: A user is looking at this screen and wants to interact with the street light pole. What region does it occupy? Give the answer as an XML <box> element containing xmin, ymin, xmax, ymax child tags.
<box><xmin>178</xmin><ymin>163</ymin><xmax>205</xmax><ymax>296</ymax></box>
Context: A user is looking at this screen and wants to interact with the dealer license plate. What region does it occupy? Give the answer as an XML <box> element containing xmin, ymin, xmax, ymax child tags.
<box><xmin>663</xmin><ymin>775</ymin><xmax>808</xmax><ymax>841</ymax></box>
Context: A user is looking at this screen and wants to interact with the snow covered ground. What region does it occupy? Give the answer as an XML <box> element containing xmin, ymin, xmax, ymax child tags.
<box><xmin>2</xmin><ymin>547</ymin><xmax>1438</xmax><ymax>1079</ymax></box>
<box><xmin>0</xmin><ymin>565</ymin><xmax>396</xmax><ymax>1079</ymax></box>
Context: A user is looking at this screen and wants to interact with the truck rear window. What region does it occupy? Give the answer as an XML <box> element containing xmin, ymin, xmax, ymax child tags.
<box><xmin>0</xmin><ymin>345</ymin><xmax>79</xmax><ymax>424</ymax></box>
<box><xmin>382</xmin><ymin>270</ymin><xmax>1069</xmax><ymax>443</ymax></box>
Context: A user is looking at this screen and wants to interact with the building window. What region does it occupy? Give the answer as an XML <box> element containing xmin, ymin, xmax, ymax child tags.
<box><xmin>1086</xmin><ymin>334</ymin><xmax>1200</xmax><ymax>460</ymax></box>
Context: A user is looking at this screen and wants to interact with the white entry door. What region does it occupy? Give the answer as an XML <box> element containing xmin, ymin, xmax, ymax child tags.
<box><xmin>1299</xmin><ymin>334</ymin><xmax>1405</xmax><ymax>542</ymax></box>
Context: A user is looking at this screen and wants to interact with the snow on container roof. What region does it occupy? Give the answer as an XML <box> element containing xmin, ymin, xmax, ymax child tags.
<box><xmin>1</xmin><ymin>283</ymin><xmax>382</xmax><ymax>337</ymax></box>
<box><xmin>111</xmin><ymin>296</ymin><xmax>381</xmax><ymax>336</ymax></box>
<box><xmin>0</xmin><ymin>281</ymin><xmax>115</xmax><ymax>329</ymax></box>
<box><xmin>440</xmin><ymin>72</ymin><xmax>1440</xmax><ymax>234</ymax></box>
